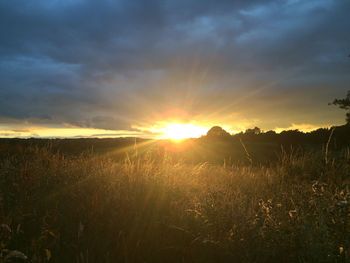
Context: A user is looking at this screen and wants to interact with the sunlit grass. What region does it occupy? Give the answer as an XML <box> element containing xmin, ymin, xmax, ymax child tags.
<box><xmin>0</xmin><ymin>146</ymin><xmax>349</xmax><ymax>262</ymax></box>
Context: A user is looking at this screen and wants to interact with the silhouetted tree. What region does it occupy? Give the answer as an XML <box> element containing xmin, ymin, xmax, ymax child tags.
<box><xmin>245</xmin><ymin>127</ymin><xmax>261</xmax><ymax>135</ymax></box>
<box><xmin>330</xmin><ymin>90</ymin><xmax>350</xmax><ymax>125</ymax></box>
<box><xmin>206</xmin><ymin>126</ymin><xmax>231</xmax><ymax>138</ymax></box>
<box><xmin>264</xmin><ymin>130</ymin><xmax>276</xmax><ymax>136</ymax></box>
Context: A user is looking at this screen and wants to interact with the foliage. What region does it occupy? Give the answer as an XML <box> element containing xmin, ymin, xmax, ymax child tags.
<box><xmin>331</xmin><ymin>90</ymin><xmax>350</xmax><ymax>124</ymax></box>
<box><xmin>245</xmin><ymin>127</ymin><xmax>262</xmax><ymax>135</ymax></box>
<box><xmin>206</xmin><ymin>126</ymin><xmax>231</xmax><ymax>138</ymax></box>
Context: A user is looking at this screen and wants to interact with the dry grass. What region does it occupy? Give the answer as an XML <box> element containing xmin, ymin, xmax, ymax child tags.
<box><xmin>0</xmin><ymin>146</ymin><xmax>349</xmax><ymax>262</ymax></box>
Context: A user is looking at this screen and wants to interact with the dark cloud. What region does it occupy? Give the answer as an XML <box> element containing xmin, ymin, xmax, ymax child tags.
<box><xmin>0</xmin><ymin>0</ymin><xmax>349</xmax><ymax>133</ymax></box>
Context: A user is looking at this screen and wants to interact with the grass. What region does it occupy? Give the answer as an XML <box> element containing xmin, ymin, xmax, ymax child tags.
<box><xmin>0</xmin><ymin>146</ymin><xmax>349</xmax><ymax>262</ymax></box>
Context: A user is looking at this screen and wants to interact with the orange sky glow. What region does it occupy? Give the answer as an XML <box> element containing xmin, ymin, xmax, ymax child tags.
<box><xmin>0</xmin><ymin>119</ymin><xmax>334</xmax><ymax>139</ymax></box>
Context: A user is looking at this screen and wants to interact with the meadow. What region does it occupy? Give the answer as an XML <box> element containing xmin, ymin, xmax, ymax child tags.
<box><xmin>0</xmin><ymin>137</ymin><xmax>349</xmax><ymax>262</ymax></box>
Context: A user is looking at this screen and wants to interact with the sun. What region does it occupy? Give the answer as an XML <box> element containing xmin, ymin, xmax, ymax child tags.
<box><xmin>160</xmin><ymin>123</ymin><xmax>207</xmax><ymax>141</ymax></box>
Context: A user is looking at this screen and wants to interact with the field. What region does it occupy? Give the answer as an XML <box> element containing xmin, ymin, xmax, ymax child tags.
<box><xmin>0</xmin><ymin>140</ymin><xmax>350</xmax><ymax>262</ymax></box>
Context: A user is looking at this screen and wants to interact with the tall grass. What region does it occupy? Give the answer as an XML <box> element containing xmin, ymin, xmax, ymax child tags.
<box><xmin>0</xmin><ymin>146</ymin><xmax>349</xmax><ymax>262</ymax></box>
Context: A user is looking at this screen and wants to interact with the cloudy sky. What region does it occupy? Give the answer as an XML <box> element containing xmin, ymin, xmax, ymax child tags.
<box><xmin>0</xmin><ymin>0</ymin><xmax>349</xmax><ymax>138</ymax></box>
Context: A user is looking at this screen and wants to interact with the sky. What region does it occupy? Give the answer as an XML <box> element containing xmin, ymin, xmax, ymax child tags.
<box><xmin>0</xmin><ymin>0</ymin><xmax>349</xmax><ymax>138</ymax></box>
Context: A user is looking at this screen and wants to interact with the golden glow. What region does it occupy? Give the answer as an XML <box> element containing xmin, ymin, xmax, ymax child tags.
<box><xmin>0</xmin><ymin>124</ymin><xmax>143</xmax><ymax>138</ymax></box>
<box><xmin>0</xmin><ymin>121</ymin><xmax>330</xmax><ymax>139</ymax></box>
<box><xmin>132</xmin><ymin>120</ymin><xmax>235</xmax><ymax>140</ymax></box>
<box><xmin>274</xmin><ymin>123</ymin><xmax>327</xmax><ymax>133</ymax></box>
<box><xmin>158</xmin><ymin>123</ymin><xmax>208</xmax><ymax>141</ymax></box>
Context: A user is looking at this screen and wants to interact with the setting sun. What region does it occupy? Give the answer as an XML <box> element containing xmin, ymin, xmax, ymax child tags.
<box><xmin>160</xmin><ymin>123</ymin><xmax>208</xmax><ymax>141</ymax></box>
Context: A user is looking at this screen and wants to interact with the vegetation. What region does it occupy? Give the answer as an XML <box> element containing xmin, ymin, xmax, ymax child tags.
<box><xmin>330</xmin><ymin>90</ymin><xmax>350</xmax><ymax>124</ymax></box>
<box><xmin>0</xmin><ymin>137</ymin><xmax>349</xmax><ymax>262</ymax></box>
